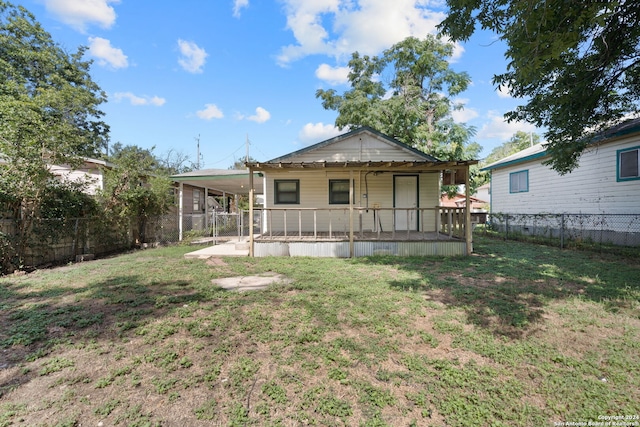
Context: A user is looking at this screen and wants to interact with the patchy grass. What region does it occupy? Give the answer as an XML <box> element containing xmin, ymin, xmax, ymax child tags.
<box><xmin>0</xmin><ymin>237</ymin><xmax>639</xmax><ymax>426</ymax></box>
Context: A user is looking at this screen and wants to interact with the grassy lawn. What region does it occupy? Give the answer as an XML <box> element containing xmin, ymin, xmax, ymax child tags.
<box><xmin>0</xmin><ymin>237</ymin><xmax>639</xmax><ymax>426</ymax></box>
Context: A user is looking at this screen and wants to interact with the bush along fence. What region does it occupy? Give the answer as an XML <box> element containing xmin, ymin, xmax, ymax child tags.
<box><xmin>481</xmin><ymin>212</ymin><xmax>640</xmax><ymax>250</ymax></box>
<box><xmin>1</xmin><ymin>213</ymin><xmax>183</xmax><ymax>274</ymax></box>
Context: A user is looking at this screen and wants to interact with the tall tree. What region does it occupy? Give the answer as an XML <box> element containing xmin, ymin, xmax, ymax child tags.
<box><xmin>316</xmin><ymin>35</ymin><xmax>478</xmax><ymax>162</ymax></box>
<box><xmin>229</xmin><ymin>156</ymin><xmax>259</xmax><ymax>170</ymax></box>
<box><xmin>483</xmin><ymin>131</ymin><xmax>540</xmax><ymax>166</ymax></box>
<box><xmin>439</xmin><ymin>0</ymin><xmax>640</xmax><ymax>174</ymax></box>
<box><xmin>0</xmin><ymin>1</ymin><xmax>108</xmax><ymax>270</ymax></box>
<box><xmin>100</xmin><ymin>145</ymin><xmax>174</xmax><ymax>246</ymax></box>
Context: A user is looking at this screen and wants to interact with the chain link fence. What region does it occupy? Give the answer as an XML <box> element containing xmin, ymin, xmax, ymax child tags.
<box><xmin>480</xmin><ymin>213</ymin><xmax>640</xmax><ymax>250</ymax></box>
<box><xmin>150</xmin><ymin>211</ymin><xmax>259</xmax><ymax>243</ymax></box>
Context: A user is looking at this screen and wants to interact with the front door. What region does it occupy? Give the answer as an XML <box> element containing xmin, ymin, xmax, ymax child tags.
<box><xmin>394</xmin><ymin>175</ymin><xmax>418</xmax><ymax>231</ymax></box>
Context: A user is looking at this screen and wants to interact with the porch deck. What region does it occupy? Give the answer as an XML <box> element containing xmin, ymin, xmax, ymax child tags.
<box><xmin>254</xmin><ymin>230</ymin><xmax>461</xmax><ymax>242</ymax></box>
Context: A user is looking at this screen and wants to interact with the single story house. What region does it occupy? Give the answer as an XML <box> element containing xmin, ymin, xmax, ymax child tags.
<box><xmin>481</xmin><ymin>117</ymin><xmax>640</xmax><ymax>215</ymax></box>
<box><xmin>473</xmin><ymin>183</ymin><xmax>490</xmax><ymax>207</ymax></box>
<box><xmin>481</xmin><ymin>118</ymin><xmax>640</xmax><ymax>246</ymax></box>
<box><xmin>440</xmin><ymin>192</ymin><xmax>488</xmax><ymax>225</ymax></box>
<box><xmin>246</xmin><ymin>127</ymin><xmax>477</xmax><ymax>258</ymax></box>
<box><xmin>48</xmin><ymin>157</ymin><xmax>113</xmax><ymax>195</ymax></box>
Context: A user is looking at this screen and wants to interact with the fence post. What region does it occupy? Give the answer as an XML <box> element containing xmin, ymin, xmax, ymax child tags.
<box><xmin>505</xmin><ymin>215</ymin><xmax>509</xmax><ymax>241</ymax></box>
<box><xmin>73</xmin><ymin>218</ymin><xmax>79</xmax><ymax>257</ymax></box>
<box><xmin>213</xmin><ymin>212</ymin><xmax>217</xmax><ymax>245</ymax></box>
<box><xmin>560</xmin><ymin>214</ymin><xmax>565</xmax><ymax>249</ymax></box>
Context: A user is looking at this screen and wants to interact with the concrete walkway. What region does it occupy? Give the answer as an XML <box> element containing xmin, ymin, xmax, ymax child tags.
<box><xmin>183</xmin><ymin>238</ymin><xmax>249</xmax><ymax>259</ymax></box>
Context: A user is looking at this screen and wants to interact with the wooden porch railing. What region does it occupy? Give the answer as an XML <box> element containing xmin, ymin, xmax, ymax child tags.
<box><xmin>254</xmin><ymin>207</ymin><xmax>466</xmax><ymax>240</ymax></box>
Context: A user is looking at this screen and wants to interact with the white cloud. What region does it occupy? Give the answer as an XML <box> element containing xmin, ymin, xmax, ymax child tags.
<box><xmin>246</xmin><ymin>107</ymin><xmax>271</xmax><ymax>123</ymax></box>
<box><xmin>315</xmin><ymin>64</ymin><xmax>350</xmax><ymax>85</ymax></box>
<box><xmin>177</xmin><ymin>39</ymin><xmax>208</xmax><ymax>74</ymax></box>
<box><xmin>44</xmin><ymin>0</ymin><xmax>118</xmax><ymax>32</ymax></box>
<box><xmin>88</xmin><ymin>37</ymin><xmax>128</xmax><ymax>69</ymax></box>
<box><xmin>450</xmin><ymin>98</ymin><xmax>479</xmax><ymax>123</ymax></box>
<box><xmin>477</xmin><ymin>111</ymin><xmax>536</xmax><ymax>140</ymax></box>
<box><xmin>197</xmin><ymin>104</ymin><xmax>224</xmax><ymax>120</ymax></box>
<box><xmin>451</xmin><ymin>107</ymin><xmax>479</xmax><ymax>123</ymax></box>
<box><xmin>298</xmin><ymin>122</ymin><xmax>343</xmax><ymax>145</ymax></box>
<box><xmin>233</xmin><ymin>0</ymin><xmax>249</xmax><ymax>17</ymax></box>
<box><xmin>113</xmin><ymin>92</ymin><xmax>166</xmax><ymax>106</ymax></box>
<box><xmin>497</xmin><ymin>83</ymin><xmax>512</xmax><ymax>99</ymax></box>
<box><xmin>277</xmin><ymin>0</ymin><xmax>446</xmax><ymax>66</ymax></box>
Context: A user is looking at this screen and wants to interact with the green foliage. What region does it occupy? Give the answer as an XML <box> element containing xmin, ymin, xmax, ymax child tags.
<box><xmin>194</xmin><ymin>398</ymin><xmax>218</xmax><ymax>420</ymax></box>
<box><xmin>439</xmin><ymin>0</ymin><xmax>640</xmax><ymax>174</ymax></box>
<box><xmin>99</xmin><ymin>144</ymin><xmax>174</xmax><ymax>245</ymax></box>
<box><xmin>316</xmin><ymin>36</ymin><xmax>478</xmax><ymax>161</ymax></box>
<box><xmin>39</xmin><ymin>357</ymin><xmax>74</xmax><ymax>376</ymax></box>
<box><xmin>0</xmin><ymin>1</ymin><xmax>108</xmax><ymax>271</ymax></box>
<box><xmin>483</xmin><ymin>131</ymin><xmax>540</xmax><ymax>166</ymax></box>
<box><xmin>316</xmin><ymin>35</ymin><xmax>482</xmax><ymax>192</ymax></box>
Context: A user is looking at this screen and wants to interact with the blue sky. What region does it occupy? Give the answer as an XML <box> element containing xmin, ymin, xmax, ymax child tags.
<box><xmin>15</xmin><ymin>0</ymin><xmax>539</xmax><ymax>169</ymax></box>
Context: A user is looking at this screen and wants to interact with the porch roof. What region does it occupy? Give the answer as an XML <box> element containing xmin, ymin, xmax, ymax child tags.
<box><xmin>171</xmin><ymin>168</ymin><xmax>264</xmax><ymax>195</ymax></box>
<box><xmin>246</xmin><ymin>159</ymin><xmax>478</xmax><ymax>171</ymax></box>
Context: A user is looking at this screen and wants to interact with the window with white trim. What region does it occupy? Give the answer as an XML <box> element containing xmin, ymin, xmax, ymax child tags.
<box><xmin>509</xmin><ymin>170</ymin><xmax>528</xmax><ymax>193</ymax></box>
<box><xmin>618</xmin><ymin>147</ymin><xmax>640</xmax><ymax>181</ymax></box>
<box><xmin>274</xmin><ymin>180</ymin><xmax>300</xmax><ymax>204</ymax></box>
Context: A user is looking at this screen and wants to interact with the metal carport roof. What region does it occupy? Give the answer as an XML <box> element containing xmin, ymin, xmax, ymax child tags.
<box><xmin>171</xmin><ymin>169</ymin><xmax>264</xmax><ymax>195</ymax></box>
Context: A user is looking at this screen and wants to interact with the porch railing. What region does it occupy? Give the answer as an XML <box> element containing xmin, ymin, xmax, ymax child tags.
<box><xmin>253</xmin><ymin>207</ymin><xmax>466</xmax><ymax>240</ymax></box>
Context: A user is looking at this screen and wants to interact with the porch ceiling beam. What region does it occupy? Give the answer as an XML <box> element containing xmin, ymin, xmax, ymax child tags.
<box><xmin>247</xmin><ymin>159</ymin><xmax>477</xmax><ymax>171</ymax></box>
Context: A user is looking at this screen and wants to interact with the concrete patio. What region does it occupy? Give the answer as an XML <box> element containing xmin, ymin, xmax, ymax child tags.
<box><xmin>183</xmin><ymin>238</ymin><xmax>249</xmax><ymax>259</ymax></box>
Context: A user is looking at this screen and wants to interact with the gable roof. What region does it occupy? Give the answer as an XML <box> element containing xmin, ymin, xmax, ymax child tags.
<box><xmin>480</xmin><ymin>143</ymin><xmax>547</xmax><ymax>171</ymax></box>
<box><xmin>266</xmin><ymin>126</ymin><xmax>441</xmax><ymax>163</ymax></box>
<box><xmin>481</xmin><ymin>117</ymin><xmax>640</xmax><ymax>171</ymax></box>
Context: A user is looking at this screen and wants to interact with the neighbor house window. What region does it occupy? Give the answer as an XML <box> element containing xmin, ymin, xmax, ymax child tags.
<box><xmin>509</xmin><ymin>170</ymin><xmax>529</xmax><ymax>193</ymax></box>
<box><xmin>618</xmin><ymin>147</ymin><xmax>640</xmax><ymax>181</ymax></box>
<box><xmin>329</xmin><ymin>179</ymin><xmax>353</xmax><ymax>204</ymax></box>
<box><xmin>275</xmin><ymin>180</ymin><xmax>300</xmax><ymax>204</ymax></box>
<box><xmin>193</xmin><ymin>189</ymin><xmax>201</xmax><ymax>211</ymax></box>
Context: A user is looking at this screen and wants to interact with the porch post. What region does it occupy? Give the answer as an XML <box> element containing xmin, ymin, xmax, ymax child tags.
<box><xmin>349</xmin><ymin>169</ymin><xmax>354</xmax><ymax>258</ymax></box>
<box><xmin>464</xmin><ymin>165</ymin><xmax>473</xmax><ymax>255</ymax></box>
<box><xmin>249</xmin><ymin>168</ymin><xmax>255</xmax><ymax>257</ymax></box>
<box><xmin>204</xmin><ymin>186</ymin><xmax>209</xmax><ymax>230</ymax></box>
<box><xmin>178</xmin><ymin>182</ymin><xmax>184</xmax><ymax>241</ymax></box>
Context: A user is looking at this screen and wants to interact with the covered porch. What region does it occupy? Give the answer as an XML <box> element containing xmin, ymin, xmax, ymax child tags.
<box><xmin>246</xmin><ymin>160</ymin><xmax>477</xmax><ymax>258</ymax></box>
<box><xmin>170</xmin><ymin>169</ymin><xmax>263</xmax><ymax>241</ymax></box>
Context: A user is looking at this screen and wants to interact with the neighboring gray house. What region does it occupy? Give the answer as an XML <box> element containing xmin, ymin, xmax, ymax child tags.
<box><xmin>246</xmin><ymin>127</ymin><xmax>477</xmax><ymax>257</ymax></box>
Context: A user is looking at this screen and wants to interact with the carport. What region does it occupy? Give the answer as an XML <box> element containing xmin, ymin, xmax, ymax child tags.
<box><xmin>170</xmin><ymin>169</ymin><xmax>264</xmax><ymax>241</ymax></box>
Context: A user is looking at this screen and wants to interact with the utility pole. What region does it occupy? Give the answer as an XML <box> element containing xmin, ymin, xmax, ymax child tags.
<box><xmin>195</xmin><ymin>134</ymin><xmax>200</xmax><ymax>169</ymax></box>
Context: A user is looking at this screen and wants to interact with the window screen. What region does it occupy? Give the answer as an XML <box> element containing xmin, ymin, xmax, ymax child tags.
<box><xmin>619</xmin><ymin>149</ymin><xmax>639</xmax><ymax>179</ymax></box>
<box><xmin>329</xmin><ymin>180</ymin><xmax>351</xmax><ymax>204</ymax></box>
<box><xmin>275</xmin><ymin>180</ymin><xmax>300</xmax><ymax>204</ymax></box>
<box><xmin>509</xmin><ymin>170</ymin><xmax>528</xmax><ymax>193</ymax></box>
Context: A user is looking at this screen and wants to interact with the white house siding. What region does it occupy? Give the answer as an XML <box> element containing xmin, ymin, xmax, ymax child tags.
<box><xmin>289</xmin><ymin>134</ymin><xmax>427</xmax><ymax>163</ymax></box>
<box><xmin>49</xmin><ymin>163</ymin><xmax>105</xmax><ymax>195</ymax></box>
<box><xmin>490</xmin><ymin>135</ymin><xmax>640</xmax><ymax>215</ymax></box>
<box><xmin>265</xmin><ymin>170</ymin><xmax>439</xmax><ymax>234</ymax></box>
<box><xmin>262</xmin><ymin>170</ymin><xmax>440</xmax><ymax>233</ymax></box>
